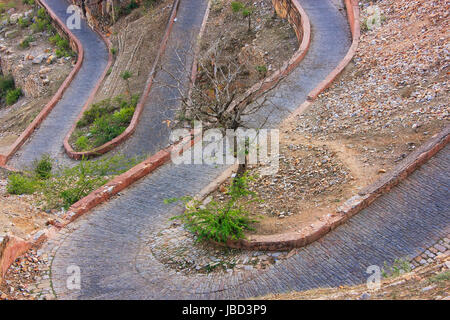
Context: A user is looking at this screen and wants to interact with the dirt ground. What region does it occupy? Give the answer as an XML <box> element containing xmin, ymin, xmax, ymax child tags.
<box><xmin>210</xmin><ymin>0</ymin><xmax>449</xmax><ymax>236</ymax></box>
<box><xmin>196</xmin><ymin>0</ymin><xmax>298</xmax><ymax>97</ymax></box>
<box><xmin>0</xmin><ymin>176</ymin><xmax>52</xmax><ymax>239</ymax></box>
<box><xmin>0</xmin><ymin>0</ymin><xmax>73</xmax><ymax>154</ymax></box>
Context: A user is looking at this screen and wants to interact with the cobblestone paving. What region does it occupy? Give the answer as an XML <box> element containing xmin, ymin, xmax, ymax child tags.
<box><xmin>29</xmin><ymin>146</ymin><xmax>449</xmax><ymax>299</ymax></box>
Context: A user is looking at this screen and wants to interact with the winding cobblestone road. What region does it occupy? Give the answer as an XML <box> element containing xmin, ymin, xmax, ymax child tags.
<box><xmin>8</xmin><ymin>0</ymin><xmax>449</xmax><ymax>300</ymax></box>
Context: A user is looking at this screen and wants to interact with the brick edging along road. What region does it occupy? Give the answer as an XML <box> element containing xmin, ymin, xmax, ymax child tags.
<box><xmin>0</xmin><ymin>0</ymin><xmax>84</xmax><ymax>167</ymax></box>
<box><xmin>63</xmin><ymin>0</ymin><xmax>181</xmax><ymax>160</ymax></box>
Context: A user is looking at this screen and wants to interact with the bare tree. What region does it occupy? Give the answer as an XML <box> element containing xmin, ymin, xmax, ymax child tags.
<box><xmin>157</xmin><ymin>42</ymin><xmax>288</xmax><ymax>175</ymax></box>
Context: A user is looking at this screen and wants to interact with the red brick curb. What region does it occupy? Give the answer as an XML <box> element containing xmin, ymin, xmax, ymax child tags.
<box><xmin>63</xmin><ymin>0</ymin><xmax>181</xmax><ymax>160</ymax></box>
<box><xmin>0</xmin><ymin>0</ymin><xmax>84</xmax><ymax>167</ymax></box>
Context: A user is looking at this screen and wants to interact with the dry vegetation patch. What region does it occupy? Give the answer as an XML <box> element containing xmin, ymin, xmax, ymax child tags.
<box><xmin>208</xmin><ymin>0</ymin><xmax>449</xmax><ymax>236</ymax></box>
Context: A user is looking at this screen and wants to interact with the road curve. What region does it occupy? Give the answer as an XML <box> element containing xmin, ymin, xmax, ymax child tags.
<box><xmin>9</xmin><ymin>0</ymin><xmax>109</xmax><ymax>169</ymax></box>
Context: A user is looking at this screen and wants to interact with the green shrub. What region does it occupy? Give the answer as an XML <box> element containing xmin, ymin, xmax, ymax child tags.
<box><xmin>255</xmin><ymin>65</ymin><xmax>267</xmax><ymax>76</ymax></box>
<box><xmin>6</xmin><ymin>154</ymin><xmax>140</xmax><ymax>209</ymax></box>
<box><xmin>18</xmin><ymin>16</ymin><xmax>30</xmax><ymax>28</ymax></box>
<box><xmin>168</xmin><ymin>173</ymin><xmax>259</xmax><ymax>243</ymax></box>
<box><xmin>382</xmin><ymin>258</ymin><xmax>412</xmax><ymax>278</ymax></box>
<box><xmin>90</xmin><ymin>116</ymin><xmax>126</xmax><ymax>146</ymax></box>
<box><xmin>121</xmin><ymin>0</ymin><xmax>139</xmax><ymax>15</ymax></box>
<box><xmin>31</xmin><ymin>18</ymin><xmax>48</xmax><ymax>32</ymax></box>
<box><xmin>37</xmin><ymin>7</ymin><xmax>47</xmax><ymax>20</ymax></box>
<box><xmin>0</xmin><ymin>75</ymin><xmax>15</xmax><ymax>96</ymax></box>
<box><xmin>76</xmin><ymin>99</ymin><xmax>114</xmax><ymax>128</ymax></box>
<box><xmin>7</xmin><ymin>174</ymin><xmax>36</xmax><ymax>195</ymax></box>
<box><xmin>75</xmin><ymin>136</ymin><xmax>91</xmax><ymax>151</ymax></box>
<box><xmin>73</xmin><ymin>94</ymin><xmax>138</xmax><ymax>150</ymax></box>
<box><xmin>22</xmin><ymin>0</ymin><xmax>35</xmax><ymax>5</ymax></box>
<box><xmin>33</xmin><ymin>154</ymin><xmax>52</xmax><ymax>179</ymax></box>
<box><xmin>429</xmin><ymin>270</ymin><xmax>450</xmax><ymax>284</ymax></box>
<box><xmin>231</xmin><ymin>1</ymin><xmax>244</xmax><ymax>12</ymax></box>
<box><xmin>19</xmin><ymin>35</ymin><xmax>34</xmax><ymax>49</ymax></box>
<box><xmin>31</xmin><ymin>9</ymin><xmax>53</xmax><ymax>33</ymax></box>
<box><xmin>5</xmin><ymin>88</ymin><xmax>22</xmax><ymax>105</ymax></box>
<box><xmin>230</xmin><ymin>1</ymin><xmax>253</xmax><ymax>31</ymax></box>
<box><xmin>39</xmin><ymin>155</ymin><xmax>139</xmax><ymax>209</ymax></box>
<box><xmin>50</xmin><ymin>33</ymin><xmax>72</xmax><ymax>57</ymax></box>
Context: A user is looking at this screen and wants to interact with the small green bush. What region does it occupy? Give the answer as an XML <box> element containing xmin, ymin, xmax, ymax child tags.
<box><xmin>33</xmin><ymin>154</ymin><xmax>52</xmax><ymax>179</ymax></box>
<box><xmin>5</xmin><ymin>88</ymin><xmax>22</xmax><ymax>105</ymax></box>
<box><xmin>7</xmin><ymin>174</ymin><xmax>36</xmax><ymax>195</ymax></box>
<box><xmin>231</xmin><ymin>1</ymin><xmax>244</xmax><ymax>12</ymax></box>
<box><xmin>73</xmin><ymin>94</ymin><xmax>138</xmax><ymax>151</ymax></box>
<box><xmin>50</xmin><ymin>33</ymin><xmax>72</xmax><ymax>57</ymax></box>
<box><xmin>121</xmin><ymin>0</ymin><xmax>139</xmax><ymax>15</ymax></box>
<box><xmin>429</xmin><ymin>270</ymin><xmax>450</xmax><ymax>284</ymax></box>
<box><xmin>382</xmin><ymin>258</ymin><xmax>412</xmax><ymax>278</ymax></box>
<box><xmin>37</xmin><ymin>7</ymin><xmax>47</xmax><ymax>19</ymax></box>
<box><xmin>255</xmin><ymin>65</ymin><xmax>267</xmax><ymax>76</ymax></box>
<box><xmin>18</xmin><ymin>16</ymin><xmax>30</xmax><ymax>28</ymax></box>
<box><xmin>31</xmin><ymin>9</ymin><xmax>54</xmax><ymax>33</ymax></box>
<box><xmin>230</xmin><ymin>1</ymin><xmax>253</xmax><ymax>31</ymax></box>
<box><xmin>168</xmin><ymin>173</ymin><xmax>259</xmax><ymax>243</ymax></box>
<box><xmin>90</xmin><ymin>116</ymin><xmax>126</xmax><ymax>146</ymax></box>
